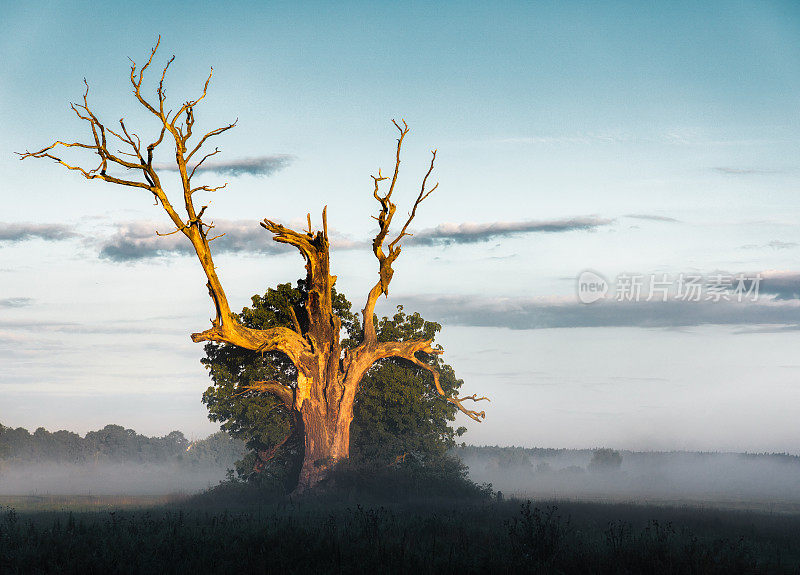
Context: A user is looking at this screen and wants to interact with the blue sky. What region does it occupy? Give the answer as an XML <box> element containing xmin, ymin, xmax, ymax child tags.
<box><xmin>2</xmin><ymin>1</ymin><xmax>800</xmax><ymax>451</ymax></box>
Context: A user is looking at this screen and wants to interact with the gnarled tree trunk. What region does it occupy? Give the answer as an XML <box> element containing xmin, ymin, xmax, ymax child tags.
<box><xmin>297</xmin><ymin>399</ymin><xmax>352</xmax><ymax>491</ymax></box>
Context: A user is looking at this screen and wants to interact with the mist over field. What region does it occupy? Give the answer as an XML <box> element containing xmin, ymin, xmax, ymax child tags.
<box><xmin>3</xmin><ymin>427</ymin><xmax>799</xmax><ymax>511</ymax></box>
<box><xmin>0</xmin><ymin>424</ymin><xmax>246</xmax><ymax>496</ymax></box>
<box><xmin>458</xmin><ymin>447</ymin><xmax>800</xmax><ymax>511</ymax></box>
<box><xmin>0</xmin><ymin>462</ymin><xmax>231</xmax><ymax>496</ymax></box>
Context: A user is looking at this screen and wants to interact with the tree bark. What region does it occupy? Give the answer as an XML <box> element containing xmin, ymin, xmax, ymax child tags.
<box><xmin>296</xmin><ymin>396</ymin><xmax>353</xmax><ymax>492</ymax></box>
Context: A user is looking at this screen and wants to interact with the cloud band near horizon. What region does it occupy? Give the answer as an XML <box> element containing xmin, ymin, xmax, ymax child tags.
<box><xmin>0</xmin><ymin>223</ymin><xmax>77</xmax><ymax>243</ymax></box>
<box><xmin>406</xmin><ymin>216</ymin><xmax>614</xmax><ymax>245</ymax></box>
<box><xmin>153</xmin><ymin>155</ymin><xmax>294</xmax><ymax>177</ymax></box>
<box><xmin>392</xmin><ymin>286</ymin><xmax>800</xmax><ymax>331</ymax></box>
<box><xmin>98</xmin><ymin>220</ymin><xmax>291</xmax><ymax>262</ymax></box>
<box><xmin>96</xmin><ymin>215</ymin><xmax>620</xmax><ymax>261</ymax></box>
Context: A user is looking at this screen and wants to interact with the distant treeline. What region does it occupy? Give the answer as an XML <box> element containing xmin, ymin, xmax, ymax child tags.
<box><xmin>454</xmin><ymin>444</ymin><xmax>800</xmax><ymax>471</ymax></box>
<box><xmin>0</xmin><ymin>424</ymin><xmax>245</xmax><ymax>469</ymax></box>
<box><xmin>5</xmin><ymin>426</ymin><xmax>798</xmax><ymax>473</ymax></box>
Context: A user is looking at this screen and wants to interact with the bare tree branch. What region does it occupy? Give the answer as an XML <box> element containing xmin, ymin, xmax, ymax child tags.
<box><xmin>186</xmin><ymin>120</ymin><xmax>238</xmax><ymax>162</ymax></box>
<box><xmin>254</xmin><ymin>429</ymin><xmax>294</xmax><ymax>473</ymax></box>
<box><xmin>387</xmin><ymin>150</ymin><xmax>438</xmax><ymax>253</ymax></box>
<box><xmin>288</xmin><ymin>304</ymin><xmax>302</xmax><ymax>335</ymax></box>
<box><xmin>19</xmin><ymin>39</ymin><xmax>260</xmax><ymax>358</ymax></box>
<box><xmin>192</xmin><ymin>323</ymin><xmax>310</xmax><ymax>367</ymax></box>
<box><xmin>189</xmin><ymin>147</ymin><xmax>222</xmax><ymax>180</ymax></box>
<box><xmin>173</xmin><ymin>68</ymin><xmax>213</xmax><ymax>131</ymax></box>
<box><xmin>359</xmin><ymin>122</ymin><xmax>439</xmax><ymax>347</ymax></box>
<box><xmin>190</xmin><ymin>183</ymin><xmax>228</xmax><ymax>194</ymax></box>
<box><xmin>260</xmin><ymin>218</ymin><xmax>322</xmax><ymax>263</ymax></box>
<box><xmin>371</xmin><ymin>340</ymin><xmax>488</xmax><ymax>422</ymax></box>
<box><xmin>242</xmin><ymin>379</ymin><xmax>294</xmax><ymax>409</ymax></box>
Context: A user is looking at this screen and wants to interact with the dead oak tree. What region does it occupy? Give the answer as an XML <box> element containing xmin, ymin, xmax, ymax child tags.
<box><xmin>19</xmin><ymin>40</ymin><xmax>488</xmax><ymax>491</ymax></box>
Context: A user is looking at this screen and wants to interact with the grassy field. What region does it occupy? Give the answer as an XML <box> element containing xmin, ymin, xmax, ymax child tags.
<box><xmin>2</xmin><ymin>487</ymin><xmax>800</xmax><ymax>574</ymax></box>
<box><xmin>0</xmin><ymin>494</ymin><xmax>187</xmax><ymax>513</ymax></box>
<box><xmin>509</xmin><ymin>491</ymin><xmax>800</xmax><ymax>516</ymax></box>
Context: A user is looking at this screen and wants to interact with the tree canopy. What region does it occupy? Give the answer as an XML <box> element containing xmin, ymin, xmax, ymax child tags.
<box><xmin>201</xmin><ymin>281</ymin><xmax>467</xmax><ymax>487</ymax></box>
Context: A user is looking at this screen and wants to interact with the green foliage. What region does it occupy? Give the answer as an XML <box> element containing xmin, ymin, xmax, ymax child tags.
<box><xmin>351</xmin><ymin>307</ymin><xmax>467</xmax><ymax>464</ymax></box>
<box><xmin>201</xmin><ymin>281</ymin><xmax>355</xmax><ymax>488</ymax></box>
<box><xmin>200</xmin><ymin>280</ymin><xmax>468</xmax><ymax>487</ymax></box>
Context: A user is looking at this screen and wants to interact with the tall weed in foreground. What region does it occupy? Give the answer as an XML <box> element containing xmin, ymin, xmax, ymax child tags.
<box><xmin>601</xmin><ymin>517</ymin><xmax>762</xmax><ymax>574</ymax></box>
<box><xmin>506</xmin><ymin>502</ymin><xmax>574</xmax><ymax>566</ymax></box>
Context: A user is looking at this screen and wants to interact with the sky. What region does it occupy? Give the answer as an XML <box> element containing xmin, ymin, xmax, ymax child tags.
<box><xmin>2</xmin><ymin>1</ymin><xmax>800</xmax><ymax>452</ymax></box>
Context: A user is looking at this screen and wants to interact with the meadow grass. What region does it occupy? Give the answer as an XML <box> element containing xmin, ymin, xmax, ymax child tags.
<box><xmin>0</xmin><ymin>494</ymin><xmax>187</xmax><ymax>513</ymax></box>
<box><xmin>1</xmin><ymin>487</ymin><xmax>799</xmax><ymax>574</ymax></box>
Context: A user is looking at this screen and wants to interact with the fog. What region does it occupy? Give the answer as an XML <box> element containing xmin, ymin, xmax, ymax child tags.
<box><xmin>3</xmin><ymin>448</ymin><xmax>799</xmax><ymax>511</ymax></box>
<box><xmin>461</xmin><ymin>449</ymin><xmax>800</xmax><ymax>511</ymax></box>
<box><xmin>0</xmin><ymin>462</ymin><xmax>230</xmax><ymax>496</ymax></box>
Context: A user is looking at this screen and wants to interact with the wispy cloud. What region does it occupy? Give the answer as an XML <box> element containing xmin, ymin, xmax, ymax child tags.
<box><xmin>394</xmin><ymin>293</ymin><xmax>800</xmax><ymax>331</ymax></box>
<box><xmin>0</xmin><ymin>223</ymin><xmax>77</xmax><ymax>243</ymax></box>
<box><xmin>713</xmin><ymin>167</ymin><xmax>783</xmax><ymax>176</ymax></box>
<box><xmin>741</xmin><ymin>241</ymin><xmax>798</xmax><ymax>251</ymax></box>
<box><xmin>407</xmin><ymin>217</ymin><xmax>613</xmax><ymax>246</ymax></box>
<box><xmin>0</xmin><ymin>298</ymin><xmax>33</xmax><ymax>308</ymax></box>
<box><xmin>98</xmin><ymin>220</ymin><xmax>286</xmax><ymax>262</ymax></box>
<box><xmin>759</xmin><ymin>271</ymin><xmax>800</xmax><ymax>300</ymax></box>
<box><xmin>97</xmin><ymin>215</ymin><xmax>609</xmax><ymax>261</ymax></box>
<box><xmin>489</xmin><ymin>134</ymin><xmax>627</xmax><ymax>145</ymax></box>
<box><xmin>476</xmin><ymin>131</ymin><xmax>777</xmax><ymax>149</ymax></box>
<box><xmin>97</xmin><ymin>220</ymin><xmax>363</xmax><ymax>262</ymax></box>
<box><xmin>624</xmin><ymin>214</ymin><xmax>680</xmax><ymax>223</ymax></box>
<box><xmin>0</xmin><ymin>318</ymin><xmax>185</xmax><ymax>336</ymax></box>
<box><xmin>154</xmin><ymin>155</ymin><xmax>293</xmax><ymax>177</ymax></box>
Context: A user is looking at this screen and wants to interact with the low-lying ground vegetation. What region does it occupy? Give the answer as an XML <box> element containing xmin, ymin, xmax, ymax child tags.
<box><xmin>4</xmin><ymin>436</ymin><xmax>800</xmax><ymax>572</ymax></box>
<box><xmin>2</xmin><ymin>470</ymin><xmax>800</xmax><ymax>574</ymax></box>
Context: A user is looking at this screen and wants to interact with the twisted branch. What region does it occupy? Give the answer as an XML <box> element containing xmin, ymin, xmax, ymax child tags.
<box><xmin>17</xmin><ymin>39</ymin><xmax>288</xmax><ymax>356</ymax></box>
<box><xmin>369</xmin><ymin>339</ymin><xmax>488</xmax><ymax>422</ymax></box>
<box><xmin>240</xmin><ymin>379</ymin><xmax>294</xmax><ymax>409</ymax></box>
<box><xmin>360</xmin><ymin>120</ymin><xmax>439</xmax><ymax>346</ymax></box>
<box><xmin>254</xmin><ymin>429</ymin><xmax>294</xmax><ymax>473</ymax></box>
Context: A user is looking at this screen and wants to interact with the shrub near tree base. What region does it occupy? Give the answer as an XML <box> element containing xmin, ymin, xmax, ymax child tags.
<box><xmin>315</xmin><ymin>454</ymin><xmax>493</xmax><ymax>503</ymax></box>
